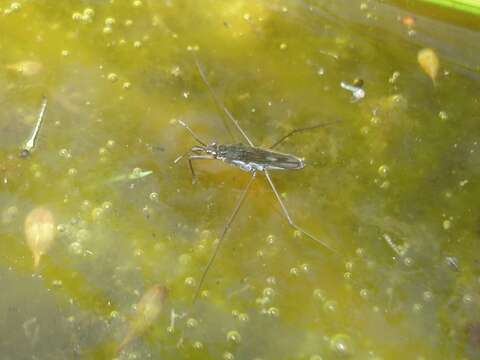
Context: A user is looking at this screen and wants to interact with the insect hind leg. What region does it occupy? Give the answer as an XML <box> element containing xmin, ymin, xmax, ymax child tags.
<box><xmin>263</xmin><ymin>170</ymin><xmax>337</xmax><ymax>253</ymax></box>
<box><xmin>193</xmin><ymin>172</ymin><xmax>257</xmax><ymax>302</ymax></box>
<box><xmin>193</xmin><ymin>55</ymin><xmax>255</xmax><ymax>147</ymax></box>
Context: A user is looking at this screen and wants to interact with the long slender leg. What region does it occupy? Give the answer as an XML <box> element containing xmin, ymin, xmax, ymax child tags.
<box><xmin>188</xmin><ymin>159</ymin><xmax>197</xmax><ymax>184</ymax></box>
<box><xmin>194</xmin><ymin>55</ymin><xmax>255</xmax><ymax>147</ymax></box>
<box><xmin>193</xmin><ymin>172</ymin><xmax>257</xmax><ymax>302</ymax></box>
<box><xmin>269</xmin><ymin>121</ymin><xmax>340</xmax><ymax>150</ymax></box>
<box><xmin>263</xmin><ymin>170</ymin><xmax>336</xmax><ymax>253</ymax></box>
<box><xmin>174</xmin><ymin>154</ymin><xmax>213</xmax><ymax>184</ymax></box>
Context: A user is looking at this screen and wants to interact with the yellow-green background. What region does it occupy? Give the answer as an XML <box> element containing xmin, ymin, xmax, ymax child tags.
<box><xmin>1</xmin><ymin>0</ymin><xmax>480</xmax><ymax>359</ymax></box>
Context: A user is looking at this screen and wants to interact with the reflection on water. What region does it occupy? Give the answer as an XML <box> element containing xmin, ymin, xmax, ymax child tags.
<box><xmin>1</xmin><ymin>0</ymin><xmax>480</xmax><ymax>359</ymax></box>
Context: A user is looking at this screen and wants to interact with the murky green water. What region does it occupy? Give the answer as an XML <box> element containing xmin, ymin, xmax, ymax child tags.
<box><xmin>1</xmin><ymin>0</ymin><xmax>480</xmax><ymax>359</ymax></box>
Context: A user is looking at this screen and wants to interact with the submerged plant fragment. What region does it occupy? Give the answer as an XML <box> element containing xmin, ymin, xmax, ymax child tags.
<box><xmin>6</xmin><ymin>60</ymin><xmax>43</xmax><ymax>76</ymax></box>
<box><xmin>417</xmin><ymin>48</ymin><xmax>439</xmax><ymax>84</ymax></box>
<box><xmin>118</xmin><ymin>284</ymin><xmax>168</xmax><ymax>352</ymax></box>
<box><xmin>24</xmin><ymin>207</ymin><xmax>56</xmax><ymax>269</ymax></box>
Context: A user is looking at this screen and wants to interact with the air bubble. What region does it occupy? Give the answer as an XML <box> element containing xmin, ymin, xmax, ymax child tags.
<box><xmin>102</xmin><ymin>201</ymin><xmax>112</xmax><ymax>211</ymax></box>
<box><xmin>403</xmin><ymin>257</ymin><xmax>414</xmax><ymax>267</ymax></box>
<box><xmin>193</xmin><ymin>341</ymin><xmax>203</xmax><ymax>350</ymax></box>
<box><xmin>10</xmin><ymin>2</ymin><xmax>21</xmax><ymax>11</ymax></box>
<box><xmin>266</xmin><ymin>276</ymin><xmax>276</xmax><ymax>285</ymax></box>
<box><xmin>81</xmin><ymin>200</ymin><xmax>91</xmax><ymax>211</ymax></box>
<box><xmin>91</xmin><ymin>207</ymin><xmax>104</xmax><ymax>221</ymax></box>
<box><xmin>186</xmin><ymin>318</ymin><xmax>198</xmax><ymax>328</ymax></box>
<box><xmin>330</xmin><ymin>334</ymin><xmax>354</xmax><ymax>357</ymax></box>
<box><xmin>238</xmin><ymin>313</ymin><xmax>249</xmax><ymax>322</ymax></box>
<box><xmin>185</xmin><ymin>277</ymin><xmax>196</xmax><ymax>287</ymax></box>
<box><xmin>2</xmin><ymin>206</ymin><xmax>18</xmax><ymax>223</ymax></box>
<box><xmin>59</xmin><ymin>148</ymin><xmax>72</xmax><ymax>159</ymax></box>
<box><xmin>107</xmin><ymin>73</ymin><xmax>118</xmax><ymax>82</ymax></box>
<box><xmin>76</xmin><ymin>229</ymin><xmax>90</xmax><ymax>242</ymax></box>
<box><xmin>422</xmin><ymin>291</ymin><xmax>433</xmax><ymax>302</ymax></box>
<box><xmin>72</xmin><ymin>12</ymin><xmax>82</xmax><ymax>21</ymax></box>
<box><xmin>301</xmin><ymin>263</ymin><xmax>310</xmax><ymax>273</ymax></box>
<box><xmin>105</xmin><ymin>17</ymin><xmax>115</xmax><ymax>25</ymax></box>
<box><xmin>412</xmin><ymin>303</ymin><xmax>423</xmax><ymax>313</ymax></box>
<box><xmin>69</xmin><ymin>241</ymin><xmax>83</xmax><ymax>255</ymax></box>
<box><xmin>263</xmin><ymin>287</ymin><xmax>275</xmax><ymax>298</ymax></box>
<box><xmin>313</xmin><ymin>289</ymin><xmax>326</xmax><ymax>301</ymax></box>
<box><xmin>378</xmin><ymin>165</ymin><xmax>389</xmax><ymax>177</ymax></box>
<box><xmin>323</xmin><ymin>300</ymin><xmax>337</xmax><ymax>313</ymax></box>
<box><xmin>463</xmin><ymin>294</ymin><xmax>473</xmax><ymax>304</ymax></box>
<box><xmin>266</xmin><ymin>234</ymin><xmax>275</xmax><ymax>245</ymax></box>
<box><xmin>83</xmin><ymin>8</ymin><xmax>94</xmax><ymax>17</ymax></box>
<box><xmin>223</xmin><ymin>352</ymin><xmax>234</xmax><ymax>360</ymax></box>
<box><xmin>267</xmin><ymin>307</ymin><xmax>279</xmax><ymax>317</ymax></box>
<box><xmin>226</xmin><ymin>330</ymin><xmax>241</xmax><ymax>344</ymax></box>
<box><xmin>442</xmin><ymin>219</ymin><xmax>451</xmax><ymax>230</ymax></box>
<box><xmin>289</xmin><ymin>267</ymin><xmax>300</xmax><ymax>276</ymax></box>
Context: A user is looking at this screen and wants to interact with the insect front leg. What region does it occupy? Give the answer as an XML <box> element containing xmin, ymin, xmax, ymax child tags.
<box><xmin>187</xmin><ymin>155</ymin><xmax>215</xmax><ymax>184</ymax></box>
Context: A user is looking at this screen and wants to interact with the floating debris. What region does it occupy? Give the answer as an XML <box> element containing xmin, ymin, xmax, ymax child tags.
<box><xmin>417</xmin><ymin>48</ymin><xmax>439</xmax><ymax>84</ymax></box>
<box><xmin>400</xmin><ymin>15</ymin><xmax>415</xmax><ymax>28</ymax></box>
<box><xmin>119</xmin><ymin>284</ymin><xmax>168</xmax><ymax>351</ymax></box>
<box><xmin>445</xmin><ymin>256</ymin><xmax>459</xmax><ymax>271</ymax></box>
<box><xmin>318</xmin><ymin>49</ymin><xmax>339</xmax><ymax>60</ymax></box>
<box><xmin>20</xmin><ymin>97</ymin><xmax>48</xmax><ymax>158</ymax></box>
<box><xmin>340</xmin><ymin>81</ymin><xmax>365</xmax><ymax>102</ymax></box>
<box><xmin>24</xmin><ymin>207</ymin><xmax>56</xmax><ymax>269</ymax></box>
<box><xmin>383</xmin><ymin>233</ymin><xmax>409</xmax><ymax>258</ymax></box>
<box><xmin>107</xmin><ymin>167</ymin><xmax>153</xmax><ymax>183</ymax></box>
<box><xmin>6</xmin><ymin>60</ymin><xmax>43</xmax><ymax>76</ymax></box>
<box><xmin>23</xmin><ymin>317</ymin><xmax>40</xmax><ymax>346</ymax></box>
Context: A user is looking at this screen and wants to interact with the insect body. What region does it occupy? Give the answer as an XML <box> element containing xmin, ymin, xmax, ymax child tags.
<box><xmin>175</xmin><ymin>57</ymin><xmax>339</xmax><ymax>302</ymax></box>
<box><xmin>193</xmin><ymin>142</ymin><xmax>304</xmax><ymax>172</ymax></box>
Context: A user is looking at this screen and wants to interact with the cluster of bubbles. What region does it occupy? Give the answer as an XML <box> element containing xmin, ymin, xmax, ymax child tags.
<box><xmin>3</xmin><ymin>1</ymin><xmax>21</xmax><ymax>15</ymax></box>
<box><xmin>72</xmin><ymin>8</ymin><xmax>95</xmax><ymax>23</ymax></box>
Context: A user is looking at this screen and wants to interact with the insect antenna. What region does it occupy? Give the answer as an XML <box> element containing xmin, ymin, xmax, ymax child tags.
<box><xmin>193</xmin><ymin>172</ymin><xmax>257</xmax><ymax>302</ymax></box>
<box><xmin>176</xmin><ymin>119</ymin><xmax>207</xmax><ymax>146</ymax></box>
<box><xmin>193</xmin><ymin>54</ymin><xmax>255</xmax><ymax>147</ymax></box>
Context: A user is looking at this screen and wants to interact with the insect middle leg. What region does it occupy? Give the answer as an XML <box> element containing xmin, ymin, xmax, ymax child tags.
<box><xmin>263</xmin><ymin>170</ymin><xmax>336</xmax><ymax>253</ymax></box>
<box><xmin>186</xmin><ymin>155</ymin><xmax>215</xmax><ymax>184</ymax></box>
<box><xmin>194</xmin><ymin>56</ymin><xmax>255</xmax><ymax>147</ymax></box>
<box><xmin>193</xmin><ymin>172</ymin><xmax>257</xmax><ymax>302</ymax></box>
<box><xmin>269</xmin><ymin>121</ymin><xmax>340</xmax><ymax>150</ymax></box>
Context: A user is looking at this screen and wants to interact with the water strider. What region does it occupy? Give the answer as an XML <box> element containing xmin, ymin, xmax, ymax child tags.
<box><xmin>175</xmin><ymin>56</ymin><xmax>339</xmax><ymax>302</ymax></box>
